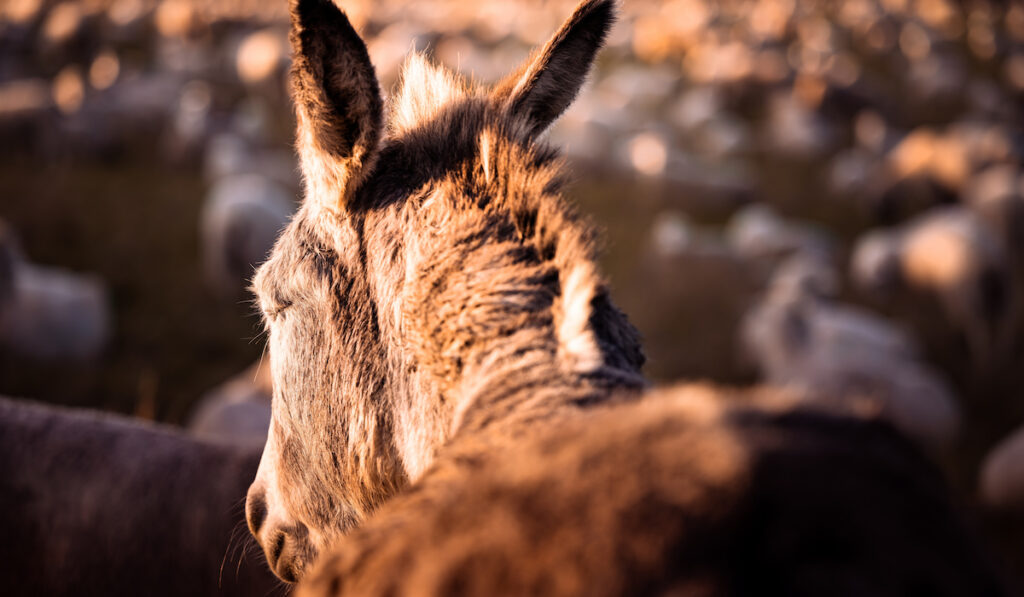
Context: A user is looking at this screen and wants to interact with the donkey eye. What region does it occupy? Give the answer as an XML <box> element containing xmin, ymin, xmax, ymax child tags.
<box><xmin>264</xmin><ymin>299</ymin><xmax>293</xmax><ymax>321</ymax></box>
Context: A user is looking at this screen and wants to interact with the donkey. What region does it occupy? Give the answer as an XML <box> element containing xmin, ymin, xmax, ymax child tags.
<box><xmin>246</xmin><ymin>0</ymin><xmax>1008</xmax><ymax>593</ymax></box>
<box><xmin>0</xmin><ymin>396</ymin><xmax>278</xmax><ymax>597</ymax></box>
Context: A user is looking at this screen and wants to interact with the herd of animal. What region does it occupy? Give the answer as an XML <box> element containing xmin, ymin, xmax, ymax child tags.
<box><xmin>2</xmin><ymin>0</ymin><xmax>1024</xmax><ymax>595</ymax></box>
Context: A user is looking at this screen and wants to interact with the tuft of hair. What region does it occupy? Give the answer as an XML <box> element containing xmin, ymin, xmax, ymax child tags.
<box><xmin>557</xmin><ymin>263</ymin><xmax>603</xmax><ymax>372</ymax></box>
<box><xmin>479</xmin><ymin>129</ymin><xmax>494</xmax><ymax>184</ymax></box>
<box><xmin>389</xmin><ymin>53</ymin><xmax>471</xmax><ymax>134</ymax></box>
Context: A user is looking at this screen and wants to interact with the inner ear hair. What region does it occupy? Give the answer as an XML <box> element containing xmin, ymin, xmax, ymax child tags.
<box><xmin>493</xmin><ymin>0</ymin><xmax>617</xmax><ymax>137</ymax></box>
<box><xmin>290</xmin><ymin>0</ymin><xmax>384</xmax><ymax>210</ymax></box>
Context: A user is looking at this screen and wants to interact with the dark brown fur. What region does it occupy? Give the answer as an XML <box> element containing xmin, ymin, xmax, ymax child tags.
<box><xmin>245</xmin><ymin>0</ymin><xmax>1007</xmax><ymax>593</ymax></box>
<box><xmin>296</xmin><ymin>386</ymin><xmax>1005</xmax><ymax>597</ymax></box>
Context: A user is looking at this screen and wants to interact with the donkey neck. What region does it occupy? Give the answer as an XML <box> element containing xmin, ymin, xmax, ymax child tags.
<box><xmin>401</xmin><ymin>204</ymin><xmax>646</xmax><ymax>443</ymax></box>
<box><xmin>451</xmin><ymin>326</ymin><xmax>643</xmax><ymax>436</ymax></box>
<box><xmin>368</xmin><ymin>123</ymin><xmax>647</xmax><ymax>477</ymax></box>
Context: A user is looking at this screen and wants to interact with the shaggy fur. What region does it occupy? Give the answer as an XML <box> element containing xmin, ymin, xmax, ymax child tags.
<box><xmin>295</xmin><ymin>385</ymin><xmax>1004</xmax><ymax>597</ymax></box>
<box><xmin>246</xmin><ymin>0</ymin><xmax>1005</xmax><ymax>593</ymax></box>
<box><xmin>0</xmin><ymin>397</ymin><xmax>277</xmax><ymax>597</ymax></box>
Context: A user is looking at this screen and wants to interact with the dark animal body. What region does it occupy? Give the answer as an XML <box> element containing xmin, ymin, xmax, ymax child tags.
<box><xmin>243</xmin><ymin>0</ymin><xmax>1011</xmax><ymax>594</ymax></box>
<box><xmin>297</xmin><ymin>387</ymin><xmax>1006</xmax><ymax>597</ymax></box>
<box><xmin>0</xmin><ymin>396</ymin><xmax>278</xmax><ymax>597</ymax></box>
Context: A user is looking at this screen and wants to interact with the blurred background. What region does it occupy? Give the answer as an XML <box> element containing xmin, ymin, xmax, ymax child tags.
<box><xmin>1</xmin><ymin>0</ymin><xmax>1023</xmax><ymax>588</ymax></box>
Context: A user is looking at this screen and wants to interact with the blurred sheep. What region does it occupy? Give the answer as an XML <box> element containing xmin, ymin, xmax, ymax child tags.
<box><xmin>743</xmin><ymin>255</ymin><xmax>960</xmax><ymax>448</ymax></box>
<box><xmin>980</xmin><ymin>425</ymin><xmax>1024</xmax><ymax>511</ymax></box>
<box><xmin>0</xmin><ymin>396</ymin><xmax>277</xmax><ymax>597</ymax></box>
<box><xmin>963</xmin><ymin>164</ymin><xmax>1024</xmax><ymax>264</ymax></box>
<box><xmin>725</xmin><ymin>203</ymin><xmax>835</xmax><ymax>269</ymax></box>
<box><xmin>200</xmin><ymin>173</ymin><xmax>294</xmax><ymax>297</ymax></box>
<box><xmin>648</xmin><ymin>210</ymin><xmax>732</xmax><ymax>260</ymax></box>
<box><xmin>0</xmin><ymin>221</ymin><xmax>110</xmax><ymax>361</ymax></box>
<box><xmin>203</xmin><ymin>132</ymin><xmax>299</xmax><ymax>187</ymax></box>
<box><xmin>851</xmin><ymin>207</ymin><xmax>1016</xmax><ymax>370</ymax></box>
<box><xmin>187</xmin><ymin>360</ymin><xmax>273</xmax><ymax>447</ymax></box>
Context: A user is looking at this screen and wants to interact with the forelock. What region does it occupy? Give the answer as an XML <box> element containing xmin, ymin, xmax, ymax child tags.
<box><xmin>389</xmin><ymin>53</ymin><xmax>471</xmax><ymax>134</ymax></box>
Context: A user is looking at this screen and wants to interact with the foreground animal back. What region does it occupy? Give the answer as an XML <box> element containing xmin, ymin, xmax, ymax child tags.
<box><xmin>297</xmin><ymin>386</ymin><xmax>1007</xmax><ymax>597</ymax></box>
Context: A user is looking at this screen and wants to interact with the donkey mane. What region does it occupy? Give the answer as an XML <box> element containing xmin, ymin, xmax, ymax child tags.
<box><xmin>370</xmin><ymin>74</ymin><xmax>646</xmax><ymax>383</ymax></box>
<box><xmin>390</xmin><ymin>53</ymin><xmax>472</xmax><ymax>135</ymax></box>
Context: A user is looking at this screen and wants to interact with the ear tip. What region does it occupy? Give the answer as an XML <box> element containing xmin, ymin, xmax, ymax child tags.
<box><xmin>574</xmin><ymin>0</ymin><xmax>619</xmax><ymax>39</ymax></box>
<box><xmin>580</xmin><ymin>0</ymin><xmax>619</xmax><ymax>19</ymax></box>
<box><xmin>290</xmin><ymin>0</ymin><xmax>344</xmax><ymax>26</ymax></box>
<box><xmin>291</xmin><ymin>0</ymin><xmax>364</xmax><ymax>56</ymax></box>
<box><xmin>291</xmin><ymin>0</ymin><xmax>340</xmax><ymax>10</ymax></box>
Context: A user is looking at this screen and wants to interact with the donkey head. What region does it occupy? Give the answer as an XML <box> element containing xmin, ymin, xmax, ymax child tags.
<box><xmin>246</xmin><ymin>0</ymin><xmax>641</xmax><ymax>582</ymax></box>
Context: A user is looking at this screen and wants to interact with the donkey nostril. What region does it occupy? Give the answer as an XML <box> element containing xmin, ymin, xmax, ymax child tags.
<box><xmin>245</xmin><ymin>490</ymin><xmax>268</xmax><ymax>536</ymax></box>
<box><xmin>270</xmin><ymin>530</ymin><xmax>286</xmax><ymax>565</ymax></box>
<box><xmin>258</xmin><ymin>524</ymin><xmax>315</xmax><ymax>583</ymax></box>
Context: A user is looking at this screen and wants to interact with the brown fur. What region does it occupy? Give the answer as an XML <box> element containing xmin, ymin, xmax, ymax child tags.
<box><xmin>296</xmin><ymin>386</ymin><xmax>1004</xmax><ymax>597</ymax></box>
<box><xmin>246</xmin><ymin>0</ymin><xmax>1006</xmax><ymax>593</ymax></box>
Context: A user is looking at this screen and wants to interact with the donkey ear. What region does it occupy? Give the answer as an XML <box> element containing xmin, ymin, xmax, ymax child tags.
<box><xmin>290</xmin><ymin>0</ymin><xmax>383</xmax><ymax>211</ymax></box>
<box><xmin>493</xmin><ymin>0</ymin><xmax>616</xmax><ymax>137</ymax></box>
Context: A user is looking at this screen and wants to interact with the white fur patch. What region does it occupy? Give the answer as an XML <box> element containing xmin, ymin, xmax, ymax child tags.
<box><xmin>391</xmin><ymin>53</ymin><xmax>466</xmax><ymax>133</ymax></box>
<box><xmin>558</xmin><ymin>264</ymin><xmax>602</xmax><ymax>372</ymax></box>
<box><xmin>480</xmin><ymin>129</ymin><xmax>493</xmax><ymax>183</ymax></box>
